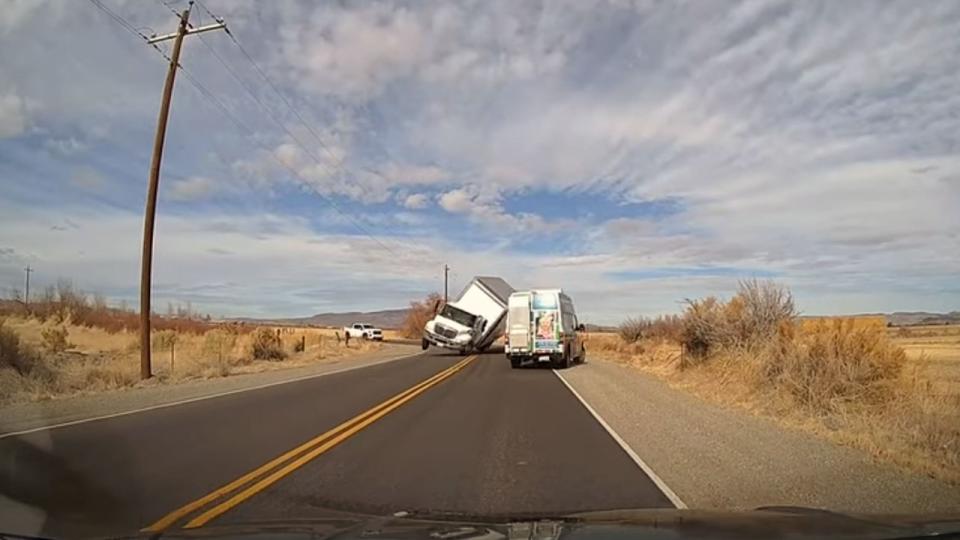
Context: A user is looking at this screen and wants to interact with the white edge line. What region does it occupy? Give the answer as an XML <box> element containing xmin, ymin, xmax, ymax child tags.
<box><xmin>0</xmin><ymin>350</ymin><xmax>426</xmax><ymax>440</ymax></box>
<box><xmin>553</xmin><ymin>369</ymin><xmax>688</xmax><ymax>509</ymax></box>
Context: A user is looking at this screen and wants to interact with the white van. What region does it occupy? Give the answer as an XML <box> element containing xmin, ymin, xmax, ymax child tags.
<box><xmin>505</xmin><ymin>289</ymin><xmax>585</xmax><ymax>369</ymax></box>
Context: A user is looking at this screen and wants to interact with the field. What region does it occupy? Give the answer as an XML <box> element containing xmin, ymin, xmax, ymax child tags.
<box><xmin>586</xmin><ymin>316</ymin><xmax>960</xmax><ymax>484</ymax></box>
<box><xmin>0</xmin><ymin>317</ymin><xmax>394</xmax><ymax>405</ymax></box>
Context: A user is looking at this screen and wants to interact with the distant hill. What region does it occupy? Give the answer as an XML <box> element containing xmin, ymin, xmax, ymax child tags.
<box><xmin>884</xmin><ymin>311</ymin><xmax>960</xmax><ymax>326</ymax></box>
<box><xmin>230</xmin><ymin>308</ymin><xmax>408</xmax><ymax>329</ymax></box>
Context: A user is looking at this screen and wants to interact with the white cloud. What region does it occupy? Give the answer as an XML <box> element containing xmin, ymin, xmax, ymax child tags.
<box><xmin>402</xmin><ymin>193</ymin><xmax>429</xmax><ymax>209</ymax></box>
<box><xmin>0</xmin><ymin>91</ymin><xmax>27</xmax><ymax>138</ymax></box>
<box><xmin>168</xmin><ymin>176</ymin><xmax>219</xmax><ymax>202</ymax></box>
<box><xmin>1</xmin><ymin>1</ymin><xmax>958</xmax><ymax>319</ymax></box>
<box><xmin>70</xmin><ymin>167</ymin><xmax>106</xmax><ymax>192</ymax></box>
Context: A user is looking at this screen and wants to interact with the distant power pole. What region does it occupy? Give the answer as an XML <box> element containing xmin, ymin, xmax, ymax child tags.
<box><xmin>23</xmin><ymin>265</ymin><xmax>33</xmax><ymax>307</ymax></box>
<box><xmin>444</xmin><ymin>264</ymin><xmax>449</xmax><ymax>303</ymax></box>
<box><xmin>139</xmin><ymin>2</ymin><xmax>226</xmax><ymax>380</ymax></box>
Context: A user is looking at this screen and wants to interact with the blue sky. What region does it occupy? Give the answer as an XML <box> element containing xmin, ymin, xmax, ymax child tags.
<box><xmin>1</xmin><ymin>0</ymin><xmax>958</xmax><ymax>324</ymax></box>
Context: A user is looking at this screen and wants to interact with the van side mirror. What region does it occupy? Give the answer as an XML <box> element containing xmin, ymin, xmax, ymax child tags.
<box><xmin>576</xmin><ymin>324</ymin><xmax>586</xmax><ymax>332</ymax></box>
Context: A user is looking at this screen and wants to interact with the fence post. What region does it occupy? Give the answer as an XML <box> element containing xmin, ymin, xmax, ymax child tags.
<box><xmin>170</xmin><ymin>341</ymin><xmax>175</xmax><ymax>374</ymax></box>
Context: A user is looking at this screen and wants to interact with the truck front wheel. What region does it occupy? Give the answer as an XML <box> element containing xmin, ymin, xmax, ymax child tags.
<box><xmin>421</xmin><ymin>338</ymin><xmax>429</xmax><ymax>350</ymax></box>
<box><xmin>510</xmin><ymin>357</ymin><xmax>522</xmax><ymax>369</ymax></box>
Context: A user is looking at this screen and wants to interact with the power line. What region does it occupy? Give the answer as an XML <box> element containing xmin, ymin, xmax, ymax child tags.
<box><xmin>221</xmin><ymin>30</ymin><xmax>345</xmax><ymax>168</ymax></box>
<box><xmin>174</xmin><ymin>64</ymin><xmax>403</xmax><ymax>258</ymax></box>
<box><xmin>88</xmin><ymin>0</ymin><xmax>175</xmax><ymax>62</ymax></box>
<box><xmin>90</xmin><ymin>0</ymin><xmax>437</xmax><ymax>265</ymax></box>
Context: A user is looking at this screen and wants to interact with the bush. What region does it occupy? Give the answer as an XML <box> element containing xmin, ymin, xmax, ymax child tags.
<box><xmin>293</xmin><ymin>336</ymin><xmax>306</xmax><ymax>353</ymax></box>
<box><xmin>402</xmin><ymin>293</ymin><xmax>443</xmax><ymax>339</ymax></box>
<box><xmin>251</xmin><ymin>327</ymin><xmax>285</xmax><ymax>360</ymax></box>
<box><xmin>619</xmin><ymin>315</ymin><xmax>683</xmax><ymax>343</ymax></box>
<box><xmin>203</xmin><ymin>328</ymin><xmax>237</xmax><ymax>362</ymax></box>
<box><xmin>681</xmin><ymin>280</ymin><xmax>796</xmax><ymax>359</ymax></box>
<box><xmin>760</xmin><ymin>319</ymin><xmax>906</xmax><ymax>411</ymax></box>
<box><xmin>0</xmin><ymin>322</ymin><xmax>55</xmax><ymax>384</ymax></box>
<box><xmin>41</xmin><ymin>326</ymin><xmax>71</xmax><ymax>354</ymax></box>
<box><xmin>152</xmin><ymin>330</ymin><xmax>179</xmax><ymax>352</ymax></box>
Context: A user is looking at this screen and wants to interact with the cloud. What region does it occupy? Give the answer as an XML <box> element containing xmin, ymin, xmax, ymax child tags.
<box><xmin>1</xmin><ymin>1</ymin><xmax>958</xmax><ymax>319</ymax></box>
<box><xmin>0</xmin><ymin>91</ymin><xmax>27</xmax><ymax>138</ymax></box>
<box><xmin>402</xmin><ymin>193</ymin><xmax>429</xmax><ymax>209</ymax></box>
<box><xmin>70</xmin><ymin>167</ymin><xmax>106</xmax><ymax>192</ymax></box>
<box><xmin>437</xmin><ymin>185</ymin><xmax>572</xmax><ymax>234</ymax></box>
<box><xmin>382</xmin><ymin>163</ymin><xmax>448</xmax><ymax>185</ymax></box>
<box><xmin>46</xmin><ymin>136</ymin><xmax>86</xmax><ymax>156</ymax></box>
<box><xmin>168</xmin><ymin>176</ymin><xmax>219</xmax><ymax>202</ymax></box>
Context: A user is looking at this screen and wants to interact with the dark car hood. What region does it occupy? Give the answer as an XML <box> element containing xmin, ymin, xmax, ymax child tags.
<box><xmin>134</xmin><ymin>507</ymin><xmax>960</xmax><ymax>540</ymax></box>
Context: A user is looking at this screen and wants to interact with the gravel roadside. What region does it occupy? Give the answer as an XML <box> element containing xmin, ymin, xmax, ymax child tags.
<box><xmin>0</xmin><ymin>343</ymin><xmax>421</xmax><ymax>436</ymax></box>
<box><xmin>558</xmin><ymin>359</ymin><xmax>960</xmax><ymax>513</ymax></box>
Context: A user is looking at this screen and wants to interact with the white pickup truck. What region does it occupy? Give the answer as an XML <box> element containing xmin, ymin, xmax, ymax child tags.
<box><xmin>343</xmin><ymin>323</ymin><xmax>383</xmax><ymax>341</ymax></box>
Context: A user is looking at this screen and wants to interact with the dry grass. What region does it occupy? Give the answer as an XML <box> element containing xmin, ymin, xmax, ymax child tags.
<box><xmin>0</xmin><ymin>317</ymin><xmax>385</xmax><ymax>406</ymax></box>
<box><xmin>590</xmin><ymin>282</ymin><xmax>960</xmax><ymax>484</ymax></box>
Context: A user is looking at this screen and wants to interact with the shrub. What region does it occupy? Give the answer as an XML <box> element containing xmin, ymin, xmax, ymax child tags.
<box><xmin>619</xmin><ymin>317</ymin><xmax>650</xmax><ymax>343</ymax></box>
<box><xmin>41</xmin><ymin>326</ymin><xmax>71</xmax><ymax>354</ymax></box>
<box><xmin>402</xmin><ymin>293</ymin><xmax>443</xmax><ymax>339</ymax></box>
<box><xmin>0</xmin><ymin>322</ymin><xmax>55</xmax><ymax>384</ymax></box>
<box><xmin>619</xmin><ymin>315</ymin><xmax>683</xmax><ymax>343</ymax></box>
<box><xmin>293</xmin><ymin>336</ymin><xmax>306</xmax><ymax>353</ymax></box>
<box><xmin>203</xmin><ymin>328</ymin><xmax>237</xmax><ymax>362</ymax></box>
<box><xmin>152</xmin><ymin>330</ymin><xmax>179</xmax><ymax>352</ymax></box>
<box><xmin>759</xmin><ymin>319</ymin><xmax>906</xmax><ymax>411</ymax></box>
<box><xmin>251</xmin><ymin>327</ymin><xmax>285</xmax><ymax>360</ymax></box>
<box><xmin>681</xmin><ymin>280</ymin><xmax>796</xmax><ymax>359</ymax></box>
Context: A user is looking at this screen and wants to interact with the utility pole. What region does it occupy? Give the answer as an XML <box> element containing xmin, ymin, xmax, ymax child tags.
<box><xmin>23</xmin><ymin>266</ymin><xmax>32</xmax><ymax>307</ymax></box>
<box><xmin>139</xmin><ymin>2</ymin><xmax>226</xmax><ymax>380</ymax></box>
<box><xmin>443</xmin><ymin>264</ymin><xmax>449</xmax><ymax>303</ymax></box>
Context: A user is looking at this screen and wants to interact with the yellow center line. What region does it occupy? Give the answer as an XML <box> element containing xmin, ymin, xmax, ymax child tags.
<box><xmin>184</xmin><ymin>355</ymin><xmax>475</xmax><ymax>528</ymax></box>
<box><xmin>143</xmin><ymin>355</ymin><xmax>475</xmax><ymax>532</ymax></box>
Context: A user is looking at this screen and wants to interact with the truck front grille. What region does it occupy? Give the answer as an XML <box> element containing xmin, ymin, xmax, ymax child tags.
<box><xmin>436</xmin><ymin>324</ymin><xmax>458</xmax><ymax>339</ymax></box>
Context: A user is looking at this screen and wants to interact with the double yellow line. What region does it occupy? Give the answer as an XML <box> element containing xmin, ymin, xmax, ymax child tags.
<box><xmin>144</xmin><ymin>355</ymin><xmax>476</xmax><ymax>532</ymax></box>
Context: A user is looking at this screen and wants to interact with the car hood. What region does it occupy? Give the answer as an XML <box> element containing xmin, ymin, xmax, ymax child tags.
<box><xmin>125</xmin><ymin>507</ymin><xmax>960</xmax><ymax>540</ymax></box>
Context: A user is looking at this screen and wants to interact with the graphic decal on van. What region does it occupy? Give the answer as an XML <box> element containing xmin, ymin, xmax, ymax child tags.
<box><xmin>532</xmin><ymin>293</ymin><xmax>560</xmax><ymax>350</ymax></box>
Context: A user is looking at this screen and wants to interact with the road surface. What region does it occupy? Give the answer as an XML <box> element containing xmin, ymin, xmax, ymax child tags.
<box><xmin>0</xmin><ymin>350</ymin><xmax>674</xmax><ymax>538</ymax></box>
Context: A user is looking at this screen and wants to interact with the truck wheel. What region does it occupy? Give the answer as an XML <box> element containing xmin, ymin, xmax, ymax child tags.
<box><xmin>421</xmin><ymin>338</ymin><xmax>429</xmax><ymax>351</ymax></box>
<box><xmin>362</xmin><ymin>333</ymin><xmax>369</xmax><ymax>341</ymax></box>
<box><xmin>510</xmin><ymin>357</ymin><xmax>521</xmax><ymax>369</ymax></box>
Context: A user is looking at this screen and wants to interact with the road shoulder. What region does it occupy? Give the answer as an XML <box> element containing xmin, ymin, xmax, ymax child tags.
<box><xmin>0</xmin><ymin>344</ymin><xmax>421</xmax><ymax>437</ymax></box>
<box><xmin>558</xmin><ymin>359</ymin><xmax>960</xmax><ymax>513</ymax></box>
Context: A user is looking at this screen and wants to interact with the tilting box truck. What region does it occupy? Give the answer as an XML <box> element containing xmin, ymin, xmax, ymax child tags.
<box><xmin>422</xmin><ymin>276</ymin><xmax>514</xmax><ymax>354</ymax></box>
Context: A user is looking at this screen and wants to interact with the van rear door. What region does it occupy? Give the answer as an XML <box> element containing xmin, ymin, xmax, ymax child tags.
<box><xmin>532</xmin><ymin>291</ymin><xmax>561</xmax><ymax>353</ymax></box>
<box><xmin>508</xmin><ymin>293</ymin><xmax>531</xmax><ymax>352</ymax></box>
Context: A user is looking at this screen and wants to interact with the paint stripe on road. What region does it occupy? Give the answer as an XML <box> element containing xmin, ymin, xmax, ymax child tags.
<box><xmin>552</xmin><ymin>369</ymin><xmax>687</xmax><ymax>509</ymax></box>
<box><xmin>0</xmin><ymin>350</ymin><xmax>426</xmax><ymax>440</ymax></box>
<box><xmin>146</xmin><ymin>355</ymin><xmax>476</xmax><ymax>531</ymax></box>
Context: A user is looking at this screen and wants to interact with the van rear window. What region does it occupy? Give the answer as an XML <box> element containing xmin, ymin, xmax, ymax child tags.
<box><xmin>532</xmin><ymin>293</ymin><xmax>557</xmax><ymax>309</ymax></box>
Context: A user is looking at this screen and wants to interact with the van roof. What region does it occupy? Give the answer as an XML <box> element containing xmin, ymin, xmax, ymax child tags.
<box><xmin>511</xmin><ymin>288</ymin><xmax>564</xmax><ymax>295</ymax></box>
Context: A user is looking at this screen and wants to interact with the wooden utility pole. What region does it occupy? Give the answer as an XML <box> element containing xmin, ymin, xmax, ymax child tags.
<box><xmin>139</xmin><ymin>2</ymin><xmax>226</xmax><ymax>380</ymax></box>
<box><xmin>23</xmin><ymin>266</ymin><xmax>33</xmax><ymax>307</ymax></box>
<box><xmin>444</xmin><ymin>264</ymin><xmax>449</xmax><ymax>303</ymax></box>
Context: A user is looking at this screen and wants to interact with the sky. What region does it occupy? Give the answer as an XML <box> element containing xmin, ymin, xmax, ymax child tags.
<box><xmin>1</xmin><ymin>0</ymin><xmax>958</xmax><ymax>324</ymax></box>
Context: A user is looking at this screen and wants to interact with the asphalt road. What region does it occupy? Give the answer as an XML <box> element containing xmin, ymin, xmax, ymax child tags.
<box><xmin>0</xmin><ymin>350</ymin><xmax>673</xmax><ymax>538</ymax></box>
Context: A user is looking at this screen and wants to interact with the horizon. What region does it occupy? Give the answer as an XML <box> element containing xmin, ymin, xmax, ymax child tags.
<box><xmin>1</xmin><ymin>1</ymin><xmax>958</xmax><ymax>325</ymax></box>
